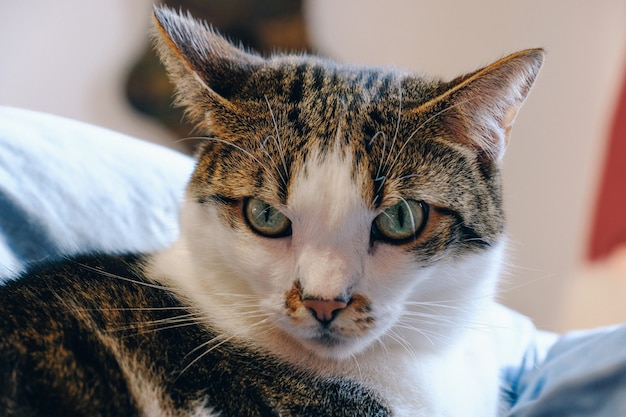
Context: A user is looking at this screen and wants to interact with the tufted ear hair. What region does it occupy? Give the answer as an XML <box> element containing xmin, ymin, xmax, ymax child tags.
<box><xmin>152</xmin><ymin>6</ymin><xmax>264</xmax><ymax>128</ymax></box>
<box><xmin>417</xmin><ymin>49</ymin><xmax>544</xmax><ymax>163</ymax></box>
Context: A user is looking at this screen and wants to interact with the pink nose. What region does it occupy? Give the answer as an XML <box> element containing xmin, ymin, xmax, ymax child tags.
<box><xmin>302</xmin><ymin>299</ymin><xmax>348</xmax><ymax>323</ymax></box>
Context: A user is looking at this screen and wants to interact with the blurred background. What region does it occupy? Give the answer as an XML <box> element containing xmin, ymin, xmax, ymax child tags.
<box><xmin>1</xmin><ymin>0</ymin><xmax>625</xmax><ymax>332</ymax></box>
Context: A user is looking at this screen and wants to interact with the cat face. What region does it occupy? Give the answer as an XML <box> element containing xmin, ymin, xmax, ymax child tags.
<box><xmin>153</xmin><ymin>7</ymin><xmax>543</xmax><ymax>360</ymax></box>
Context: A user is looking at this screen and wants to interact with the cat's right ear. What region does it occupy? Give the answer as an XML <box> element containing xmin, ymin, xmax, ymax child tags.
<box><xmin>414</xmin><ymin>49</ymin><xmax>544</xmax><ymax>163</ymax></box>
<box><xmin>152</xmin><ymin>6</ymin><xmax>263</xmax><ymax>127</ymax></box>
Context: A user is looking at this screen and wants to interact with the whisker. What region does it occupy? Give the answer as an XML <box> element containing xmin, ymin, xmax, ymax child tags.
<box><xmin>403</xmin><ymin>289</ymin><xmax>496</xmax><ymax>307</ymax></box>
<box><xmin>350</xmin><ymin>353</ymin><xmax>363</xmax><ymax>379</ymax></box>
<box><xmin>178</xmin><ymin>136</ymin><xmax>284</xmax><ymax>190</ymax></box>
<box><xmin>392</xmin><ymin>322</ymin><xmax>451</xmax><ymax>348</ymax></box>
<box><xmin>184</xmin><ymin>136</ymin><xmax>266</xmax><ymax>169</ymax></box>
<box><xmin>385</xmin><ymin>329</ymin><xmax>420</xmax><ymax>361</ymax></box>
<box><xmin>399</xmin><ymin>196</ymin><xmax>416</xmax><ymax>234</ymax></box>
<box><xmin>207</xmin><ymin>293</ymin><xmax>261</xmax><ymax>299</ymax></box>
<box><xmin>497</xmin><ymin>273</ymin><xmax>551</xmax><ymax>295</ymax></box>
<box><xmin>263</xmin><ymin>95</ymin><xmax>289</xmax><ymax>188</ymax></box>
<box><xmin>374</xmin><ymin>336</ymin><xmax>391</xmax><ymax>357</ymax></box>
<box><xmin>380</xmin><ymin>84</ymin><xmax>403</xmax><ymax>177</ymax></box>
<box><xmin>368</xmin><ymin>130</ymin><xmax>387</xmax><ymax>148</ymax></box>
<box><xmin>109</xmin><ymin>313</ymin><xmax>200</xmax><ymax>333</ymax></box>
<box><xmin>398</xmin><ymin>316</ymin><xmax>484</xmax><ymax>331</ymax></box>
<box><xmin>177</xmin><ymin>334</ymin><xmax>237</xmax><ymax>377</ymax></box>
<box><xmin>371</xmin><ymin>131</ymin><xmax>388</xmax><ymax>181</ymax></box>
<box><xmin>385</xmin><ymin>98</ymin><xmax>475</xmax><ymax>178</ymax></box>
<box><xmin>182</xmin><ymin>133</ymin><xmax>290</xmax><ymax>203</ymax></box>
<box><xmin>74</xmin><ymin>262</ymin><xmax>172</xmax><ymax>292</ymax></box>
<box><xmin>257</xmin><ymin>133</ymin><xmax>289</xmax><ymax>189</ymax></box>
<box><xmin>116</xmin><ymin>320</ymin><xmax>202</xmax><ymax>339</ymax></box>
<box><xmin>173</xmin><ymin>136</ymin><xmax>205</xmax><ymax>145</ymax></box>
<box><xmin>403</xmin><ymin>301</ymin><xmax>470</xmax><ymax>312</ymax></box>
<box><xmin>396</xmin><ymin>173</ymin><xmax>420</xmax><ymax>182</ymax></box>
<box><xmin>178</xmin><ymin>317</ymin><xmax>271</xmax><ymax>377</ymax></box>
<box><xmin>76</xmin><ymin>306</ymin><xmax>190</xmax><ymax>312</ymax></box>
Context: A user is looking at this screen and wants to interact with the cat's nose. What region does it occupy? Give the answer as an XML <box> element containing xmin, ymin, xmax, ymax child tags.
<box><xmin>302</xmin><ymin>298</ymin><xmax>348</xmax><ymax>324</ymax></box>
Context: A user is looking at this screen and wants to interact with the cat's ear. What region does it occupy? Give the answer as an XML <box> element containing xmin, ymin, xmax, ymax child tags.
<box><xmin>423</xmin><ymin>49</ymin><xmax>544</xmax><ymax>162</ymax></box>
<box><xmin>152</xmin><ymin>6</ymin><xmax>263</xmax><ymax>126</ymax></box>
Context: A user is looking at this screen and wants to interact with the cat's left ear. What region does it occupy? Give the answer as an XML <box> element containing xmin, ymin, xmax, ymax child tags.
<box><xmin>423</xmin><ymin>49</ymin><xmax>544</xmax><ymax>162</ymax></box>
<box><xmin>152</xmin><ymin>6</ymin><xmax>263</xmax><ymax>127</ymax></box>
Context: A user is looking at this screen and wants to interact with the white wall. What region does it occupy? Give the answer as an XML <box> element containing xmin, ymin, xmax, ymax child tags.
<box><xmin>1</xmin><ymin>0</ymin><xmax>625</xmax><ymax>331</ymax></box>
<box><xmin>307</xmin><ymin>0</ymin><xmax>626</xmax><ymax>331</ymax></box>
<box><xmin>0</xmin><ymin>0</ymin><xmax>179</xmax><ymax>150</ymax></box>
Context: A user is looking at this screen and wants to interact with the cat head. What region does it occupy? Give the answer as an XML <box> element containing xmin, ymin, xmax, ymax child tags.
<box><xmin>153</xmin><ymin>7</ymin><xmax>543</xmax><ymax>360</ymax></box>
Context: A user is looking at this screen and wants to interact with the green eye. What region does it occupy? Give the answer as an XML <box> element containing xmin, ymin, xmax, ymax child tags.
<box><xmin>373</xmin><ymin>200</ymin><xmax>428</xmax><ymax>243</ymax></box>
<box><xmin>244</xmin><ymin>198</ymin><xmax>292</xmax><ymax>238</ymax></box>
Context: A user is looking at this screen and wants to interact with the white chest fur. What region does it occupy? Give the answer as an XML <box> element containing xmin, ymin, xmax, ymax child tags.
<box><xmin>363</xmin><ymin>318</ymin><xmax>500</xmax><ymax>417</ymax></box>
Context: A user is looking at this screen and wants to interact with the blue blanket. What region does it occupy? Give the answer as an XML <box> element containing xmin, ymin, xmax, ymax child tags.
<box><xmin>0</xmin><ymin>106</ymin><xmax>193</xmax><ymax>279</ymax></box>
<box><xmin>1</xmin><ymin>106</ymin><xmax>624</xmax><ymax>416</ymax></box>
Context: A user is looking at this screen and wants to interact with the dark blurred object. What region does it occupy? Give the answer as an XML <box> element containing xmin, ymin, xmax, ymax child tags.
<box><xmin>125</xmin><ymin>0</ymin><xmax>311</xmax><ymax>153</ymax></box>
<box><xmin>588</xmin><ymin>67</ymin><xmax>626</xmax><ymax>262</ymax></box>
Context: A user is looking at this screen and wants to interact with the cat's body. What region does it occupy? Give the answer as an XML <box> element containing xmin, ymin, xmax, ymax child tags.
<box><xmin>0</xmin><ymin>6</ymin><xmax>543</xmax><ymax>417</ymax></box>
<box><xmin>1</xmin><ymin>254</ymin><xmax>391</xmax><ymax>416</ymax></box>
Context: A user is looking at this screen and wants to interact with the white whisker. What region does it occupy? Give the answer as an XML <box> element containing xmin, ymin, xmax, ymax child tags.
<box><xmin>75</xmin><ymin>262</ymin><xmax>172</xmax><ymax>292</ymax></box>
<box><xmin>178</xmin><ymin>334</ymin><xmax>236</xmax><ymax>377</ymax></box>
<box><xmin>179</xmin><ymin>136</ymin><xmax>284</xmax><ymax>191</ymax></box>
<box><xmin>385</xmin><ymin>329</ymin><xmax>420</xmax><ymax>362</ymax></box>
<box><xmin>263</xmin><ymin>95</ymin><xmax>289</xmax><ymax>188</ymax></box>
<box><xmin>77</xmin><ymin>306</ymin><xmax>190</xmax><ymax>312</ymax></box>
<box><xmin>385</xmin><ymin>98</ymin><xmax>474</xmax><ymax>178</ymax></box>
<box><xmin>350</xmin><ymin>352</ymin><xmax>363</xmax><ymax>379</ymax></box>
<box><xmin>380</xmin><ymin>84</ymin><xmax>403</xmax><ymax>177</ymax></box>
<box><xmin>117</xmin><ymin>321</ymin><xmax>202</xmax><ymax>338</ymax></box>
<box><xmin>109</xmin><ymin>313</ymin><xmax>200</xmax><ymax>333</ymax></box>
<box><xmin>372</xmin><ymin>131</ymin><xmax>388</xmax><ymax>181</ymax></box>
<box><xmin>178</xmin><ymin>317</ymin><xmax>272</xmax><ymax>377</ymax></box>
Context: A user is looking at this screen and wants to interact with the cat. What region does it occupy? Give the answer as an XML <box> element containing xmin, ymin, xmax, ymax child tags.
<box><xmin>0</xmin><ymin>6</ymin><xmax>543</xmax><ymax>417</ymax></box>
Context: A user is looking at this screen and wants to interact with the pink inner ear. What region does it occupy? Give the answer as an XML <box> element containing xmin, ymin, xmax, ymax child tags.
<box><xmin>412</xmin><ymin>49</ymin><xmax>544</xmax><ymax>162</ymax></box>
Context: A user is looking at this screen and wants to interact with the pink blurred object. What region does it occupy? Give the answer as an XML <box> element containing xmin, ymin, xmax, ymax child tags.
<box><xmin>588</xmin><ymin>68</ymin><xmax>626</xmax><ymax>261</ymax></box>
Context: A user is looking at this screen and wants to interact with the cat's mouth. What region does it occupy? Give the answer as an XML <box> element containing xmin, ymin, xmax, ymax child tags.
<box><xmin>308</xmin><ymin>331</ymin><xmax>346</xmax><ymax>348</ymax></box>
<box><xmin>283</xmin><ymin>282</ymin><xmax>377</xmax><ymax>357</ymax></box>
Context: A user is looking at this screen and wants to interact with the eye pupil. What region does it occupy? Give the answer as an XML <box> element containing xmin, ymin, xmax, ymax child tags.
<box><xmin>397</xmin><ymin>205</ymin><xmax>405</xmax><ymax>228</ymax></box>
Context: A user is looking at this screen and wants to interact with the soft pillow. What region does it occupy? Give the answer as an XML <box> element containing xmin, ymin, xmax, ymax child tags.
<box><xmin>0</xmin><ymin>106</ymin><xmax>194</xmax><ymax>280</ymax></box>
